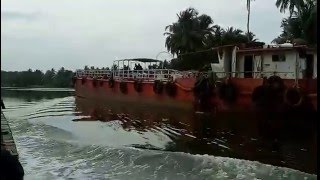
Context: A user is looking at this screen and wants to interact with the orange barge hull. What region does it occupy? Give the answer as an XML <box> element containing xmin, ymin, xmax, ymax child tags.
<box><xmin>74</xmin><ymin>78</ymin><xmax>317</xmax><ymax>112</ymax></box>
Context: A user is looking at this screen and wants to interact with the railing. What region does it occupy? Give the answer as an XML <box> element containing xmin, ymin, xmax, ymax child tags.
<box><xmin>75</xmin><ymin>69</ymin><xmax>199</xmax><ymax>81</ymax></box>
<box><xmin>201</xmin><ymin>71</ymin><xmax>296</xmax><ymax>80</ymax></box>
<box><xmin>75</xmin><ymin>69</ymin><xmax>297</xmax><ymax>81</ymax></box>
<box><xmin>112</xmin><ymin>69</ymin><xmax>197</xmax><ymax>81</ymax></box>
<box><xmin>75</xmin><ymin>69</ymin><xmax>112</xmax><ymax>78</ymax></box>
<box><xmin>208</xmin><ymin>71</ymin><xmax>295</xmax><ymax>78</ymax></box>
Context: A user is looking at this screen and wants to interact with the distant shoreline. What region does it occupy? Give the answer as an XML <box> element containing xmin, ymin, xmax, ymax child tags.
<box><xmin>1</xmin><ymin>87</ymin><xmax>75</xmax><ymax>92</ymax></box>
<box><xmin>1</xmin><ymin>86</ymin><xmax>72</xmax><ymax>89</ymax></box>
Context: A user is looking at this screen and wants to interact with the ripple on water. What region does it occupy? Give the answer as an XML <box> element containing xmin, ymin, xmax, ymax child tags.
<box><xmin>1</xmin><ymin>89</ymin><xmax>317</xmax><ymax>179</ymax></box>
<box><xmin>15</xmin><ymin>133</ymin><xmax>316</xmax><ymax>180</ymax></box>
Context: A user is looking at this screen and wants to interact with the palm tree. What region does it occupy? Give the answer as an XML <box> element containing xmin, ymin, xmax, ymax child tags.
<box><xmin>221</xmin><ymin>27</ymin><xmax>247</xmax><ymax>44</ymax></box>
<box><xmin>164</xmin><ymin>8</ymin><xmax>214</xmax><ymax>56</ymax></box>
<box><xmin>203</xmin><ymin>25</ymin><xmax>225</xmax><ymax>47</ymax></box>
<box><xmin>273</xmin><ymin>0</ymin><xmax>316</xmax><ymax>44</ymax></box>
<box><xmin>275</xmin><ymin>0</ymin><xmax>305</xmax><ymax>17</ymax></box>
<box><xmin>298</xmin><ymin>0</ymin><xmax>317</xmax><ymax>44</ymax></box>
<box><xmin>245</xmin><ymin>32</ymin><xmax>258</xmax><ymax>42</ymax></box>
<box><xmin>246</xmin><ymin>0</ymin><xmax>255</xmax><ymax>42</ymax></box>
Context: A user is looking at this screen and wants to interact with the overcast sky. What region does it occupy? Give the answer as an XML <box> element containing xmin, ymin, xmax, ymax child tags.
<box><xmin>1</xmin><ymin>0</ymin><xmax>287</xmax><ymax>71</ymax></box>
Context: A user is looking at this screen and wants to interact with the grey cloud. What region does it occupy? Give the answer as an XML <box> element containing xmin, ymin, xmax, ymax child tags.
<box><xmin>1</xmin><ymin>0</ymin><xmax>286</xmax><ymax>71</ymax></box>
<box><xmin>1</xmin><ymin>11</ymin><xmax>41</xmax><ymax>20</ymax></box>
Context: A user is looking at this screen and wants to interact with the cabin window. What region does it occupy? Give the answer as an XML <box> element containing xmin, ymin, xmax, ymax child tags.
<box><xmin>272</xmin><ymin>54</ymin><xmax>286</xmax><ymax>62</ymax></box>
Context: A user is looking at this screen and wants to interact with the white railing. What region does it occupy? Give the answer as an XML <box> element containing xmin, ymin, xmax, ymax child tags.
<box><xmin>112</xmin><ymin>69</ymin><xmax>195</xmax><ymax>81</ymax></box>
<box><xmin>205</xmin><ymin>71</ymin><xmax>295</xmax><ymax>79</ymax></box>
<box><xmin>75</xmin><ymin>69</ymin><xmax>112</xmax><ymax>78</ymax></box>
<box><xmin>75</xmin><ymin>69</ymin><xmax>296</xmax><ymax>81</ymax></box>
<box><xmin>75</xmin><ymin>69</ymin><xmax>196</xmax><ymax>81</ymax></box>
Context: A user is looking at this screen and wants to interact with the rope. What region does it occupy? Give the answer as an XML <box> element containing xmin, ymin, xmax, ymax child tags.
<box><xmin>178</xmin><ymin>48</ymin><xmax>215</xmax><ymax>57</ymax></box>
<box><xmin>293</xmin><ymin>80</ymin><xmax>300</xmax><ymax>88</ymax></box>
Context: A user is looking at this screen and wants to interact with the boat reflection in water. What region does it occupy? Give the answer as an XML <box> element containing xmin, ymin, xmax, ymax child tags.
<box><xmin>74</xmin><ymin>96</ymin><xmax>317</xmax><ymax>174</ymax></box>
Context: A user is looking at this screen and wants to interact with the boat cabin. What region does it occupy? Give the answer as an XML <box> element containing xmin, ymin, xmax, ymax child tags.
<box><xmin>211</xmin><ymin>44</ymin><xmax>317</xmax><ymax>80</ymax></box>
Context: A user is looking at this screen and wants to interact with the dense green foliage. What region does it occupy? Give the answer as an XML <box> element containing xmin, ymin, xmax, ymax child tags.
<box><xmin>164</xmin><ymin>7</ymin><xmax>261</xmax><ymax>70</ymax></box>
<box><xmin>164</xmin><ymin>8</ymin><xmax>258</xmax><ymax>56</ymax></box>
<box><xmin>273</xmin><ymin>0</ymin><xmax>316</xmax><ymax>45</ymax></box>
<box><xmin>164</xmin><ymin>1</ymin><xmax>316</xmax><ymax>70</ymax></box>
<box><xmin>275</xmin><ymin>0</ymin><xmax>306</xmax><ymax>17</ymax></box>
<box><xmin>1</xmin><ymin>67</ymin><xmax>74</xmax><ymax>88</ymax></box>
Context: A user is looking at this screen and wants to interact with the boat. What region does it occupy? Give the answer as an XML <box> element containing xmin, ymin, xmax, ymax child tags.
<box><xmin>73</xmin><ymin>43</ymin><xmax>317</xmax><ymax>113</ymax></box>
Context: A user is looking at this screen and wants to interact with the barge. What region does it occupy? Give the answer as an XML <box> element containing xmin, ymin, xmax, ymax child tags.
<box><xmin>73</xmin><ymin>43</ymin><xmax>317</xmax><ymax>113</ymax></box>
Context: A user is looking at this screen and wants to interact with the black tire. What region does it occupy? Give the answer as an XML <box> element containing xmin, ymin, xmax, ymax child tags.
<box><xmin>108</xmin><ymin>79</ymin><xmax>115</xmax><ymax>88</ymax></box>
<box><xmin>119</xmin><ymin>81</ymin><xmax>128</xmax><ymax>94</ymax></box>
<box><xmin>99</xmin><ymin>80</ymin><xmax>104</xmax><ymax>86</ymax></box>
<box><xmin>81</xmin><ymin>77</ymin><xmax>86</xmax><ymax>85</ymax></box>
<box><xmin>153</xmin><ymin>80</ymin><xmax>164</xmax><ymax>94</ymax></box>
<box><xmin>218</xmin><ymin>82</ymin><xmax>237</xmax><ymax>103</ymax></box>
<box><xmin>92</xmin><ymin>78</ymin><xmax>98</xmax><ymax>87</ymax></box>
<box><xmin>252</xmin><ymin>85</ymin><xmax>270</xmax><ymax>107</ymax></box>
<box><xmin>284</xmin><ymin>87</ymin><xmax>304</xmax><ymax>107</ymax></box>
<box><xmin>193</xmin><ymin>77</ymin><xmax>207</xmax><ymax>97</ymax></box>
<box><xmin>268</xmin><ymin>75</ymin><xmax>285</xmax><ymax>91</ymax></box>
<box><xmin>134</xmin><ymin>80</ymin><xmax>143</xmax><ymax>93</ymax></box>
<box><xmin>165</xmin><ymin>81</ymin><xmax>177</xmax><ymax>97</ymax></box>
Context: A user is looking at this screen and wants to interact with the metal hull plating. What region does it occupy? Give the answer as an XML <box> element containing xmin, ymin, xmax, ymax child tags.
<box><xmin>74</xmin><ymin>77</ymin><xmax>317</xmax><ymax>112</ymax></box>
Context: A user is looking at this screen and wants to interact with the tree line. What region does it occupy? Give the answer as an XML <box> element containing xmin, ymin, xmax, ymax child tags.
<box><xmin>1</xmin><ymin>67</ymin><xmax>74</xmax><ymax>88</ymax></box>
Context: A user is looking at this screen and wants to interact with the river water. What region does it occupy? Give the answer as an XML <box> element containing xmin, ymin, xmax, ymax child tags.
<box><xmin>1</xmin><ymin>87</ymin><xmax>317</xmax><ymax>179</ymax></box>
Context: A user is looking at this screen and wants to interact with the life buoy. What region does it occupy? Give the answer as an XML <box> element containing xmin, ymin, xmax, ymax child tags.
<box><xmin>268</xmin><ymin>75</ymin><xmax>284</xmax><ymax>91</ymax></box>
<box><xmin>165</xmin><ymin>81</ymin><xmax>177</xmax><ymax>97</ymax></box>
<box><xmin>81</xmin><ymin>77</ymin><xmax>87</xmax><ymax>84</ymax></box>
<box><xmin>284</xmin><ymin>87</ymin><xmax>304</xmax><ymax>107</ymax></box>
<box><xmin>218</xmin><ymin>82</ymin><xmax>237</xmax><ymax>103</ymax></box>
<box><xmin>153</xmin><ymin>80</ymin><xmax>164</xmax><ymax>94</ymax></box>
<box><xmin>193</xmin><ymin>77</ymin><xmax>213</xmax><ymax>98</ymax></box>
<box><xmin>92</xmin><ymin>78</ymin><xmax>98</xmax><ymax>87</ymax></box>
<box><xmin>262</xmin><ymin>77</ymin><xmax>268</xmax><ymax>86</ymax></box>
<box><xmin>252</xmin><ymin>85</ymin><xmax>270</xmax><ymax>107</ymax></box>
<box><xmin>108</xmin><ymin>78</ymin><xmax>115</xmax><ymax>88</ymax></box>
<box><xmin>193</xmin><ymin>77</ymin><xmax>214</xmax><ymax>111</ymax></box>
<box><xmin>134</xmin><ymin>80</ymin><xmax>143</xmax><ymax>93</ymax></box>
<box><xmin>119</xmin><ymin>81</ymin><xmax>128</xmax><ymax>94</ymax></box>
<box><xmin>193</xmin><ymin>81</ymin><xmax>202</xmax><ymax>97</ymax></box>
<box><xmin>99</xmin><ymin>79</ymin><xmax>104</xmax><ymax>86</ymax></box>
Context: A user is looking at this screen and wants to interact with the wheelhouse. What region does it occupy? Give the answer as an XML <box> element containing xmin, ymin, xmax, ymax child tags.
<box><xmin>210</xmin><ymin>44</ymin><xmax>317</xmax><ymax>80</ymax></box>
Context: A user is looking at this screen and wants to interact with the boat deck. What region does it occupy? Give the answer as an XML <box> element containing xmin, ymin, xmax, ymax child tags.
<box><xmin>1</xmin><ymin>111</ymin><xmax>19</xmax><ymax>158</ymax></box>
